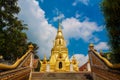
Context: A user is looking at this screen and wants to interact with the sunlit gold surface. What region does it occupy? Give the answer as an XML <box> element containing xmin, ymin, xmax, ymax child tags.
<box><xmin>0</xmin><ymin>44</ymin><xmax>34</xmax><ymax>70</ymax></box>
<box><xmin>71</xmin><ymin>56</ymin><xmax>79</xmax><ymax>71</ymax></box>
<box><xmin>40</xmin><ymin>24</ymin><xmax>79</xmax><ymax>72</ymax></box>
<box><xmin>40</xmin><ymin>55</ymin><xmax>48</xmax><ymax>72</ymax></box>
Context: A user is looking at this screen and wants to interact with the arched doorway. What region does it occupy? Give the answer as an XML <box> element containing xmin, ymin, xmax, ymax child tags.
<box><xmin>59</xmin><ymin>62</ymin><xmax>62</xmax><ymax>69</ymax></box>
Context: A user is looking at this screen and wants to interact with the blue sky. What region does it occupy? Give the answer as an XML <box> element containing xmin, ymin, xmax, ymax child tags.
<box><xmin>18</xmin><ymin>0</ymin><xmax>109</xmax><ymax>66</ymax></box>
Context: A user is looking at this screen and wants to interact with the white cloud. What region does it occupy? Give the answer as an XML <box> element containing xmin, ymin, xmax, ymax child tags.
<box><xmin>75</xmin><ymin>12</ymin><xmax>81</xmax><ymax>18</ymax></box>
<box><xmin>17</xmin><ymin>0</ymin><xmax>103</xmax><ymax>60</ymax></box>
<box><xmin>61</xmin><ymin>17</ymin><xmax>103</xmax><ymax>42</ymax></box>
<box><xmin>53</xmin><ymin>13</ymin><xmax>65</xmax><ymax>22</ymax></box>
<box><xmin>52</xmin><ymin>8</ymin><xmax>65</xmax><ymax>22</ymax></box>
<box><xmin>72</xmin><ymin>1</ymin><xmax>77</xmax><ymax>6</ymax></box>
<box><xmin>70</xmin><ymin>54</ymin><xmax>88</xmax><ymax>67</ymax></box>
<box><xmin>95</xmin><ymin>42</ymin><xmax>109</xmax><ymax>50</ymax></box>
<box><xmin>18</xmin><ymin>0</ymin><xmax>57</xmax><ymax>59</ymax></box>
<box><xmin>72</xmin><ymin>0</ymin><xmax>89</xmax><ymax>6</ymax></box>
<box><xmin>40</xmin><ymin>0</ymin><xmax>44</xmax><ymax>3</ymax></box>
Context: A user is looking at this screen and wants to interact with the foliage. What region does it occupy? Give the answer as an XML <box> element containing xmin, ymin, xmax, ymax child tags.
<box><xmin>0</xmin><ymin>0</ymin><xmax>28</xmax><ymax>61</ymax></box>
<box><xmin>34</xmin><ymin>54</ymin><xmax>40</xmax><ymax>72</ymax></box>
<box><xmin>101</xmin><ymin>0</ymin><xmax>120</xmax><ymax>63</ymax></box>
<box><xmin>103</xmin><ymin>52</ymin><xmax>113</xmax><ymax>63</ymax></box>
<box><xmin>34</xmin><ymin>60</ymin><xmax>41</xmax><ymax>72</ymax></box>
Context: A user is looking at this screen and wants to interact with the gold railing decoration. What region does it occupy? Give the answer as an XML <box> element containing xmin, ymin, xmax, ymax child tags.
<box><xmin>89</xmin><ymin>43</ymin><xmax>120</xmax><ymax>69</ymax></box>
<box><xmin>0</xmin><ymin>44</ymin><xmax>34</xmax><ymax>70</ymax></box>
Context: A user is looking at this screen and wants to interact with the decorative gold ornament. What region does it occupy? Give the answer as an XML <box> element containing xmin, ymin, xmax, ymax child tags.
<box><xmin>40</xmin><ymin>23</ymin><xmax>79</xmax><ymax>72</ymax></box>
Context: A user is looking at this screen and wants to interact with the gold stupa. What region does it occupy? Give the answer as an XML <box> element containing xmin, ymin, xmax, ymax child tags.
<box><xmin>40</xmin><ymin>23</ymin><xmax>79</xmax><ymax>72</ymax></box>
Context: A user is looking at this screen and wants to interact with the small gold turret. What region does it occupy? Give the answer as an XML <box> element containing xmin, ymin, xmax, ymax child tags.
<box><xmin>72</xmin><ymin>56</ymin><xmax>77</xmax><ymax>64</ymax></box>
<box><xmin>71</xmin><ymin>56</ymin><xmax>79</xmax><ymax>72</ymax></box>
<box><xmin>40</xmin><ymin>54</ymin><xmax>48</xmax><ymax>72</ymax></box>
<box><xmin>43</xmin><ymin>55</ymin><xmax>47</xmax><ymax>64</ymax></box>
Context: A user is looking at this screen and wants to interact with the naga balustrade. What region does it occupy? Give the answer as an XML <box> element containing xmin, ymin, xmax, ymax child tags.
<box><xmin>0</xmin><ymin>44</ymin><xmax>34</xmax><ymax>80</ymax></box>
<box><xmin>0</xmin><ymin>67</ymin><xmax>31</xmax><ymax>80</ymax></box>
<box><xmin>88</xmin><ymin>44</ymin><xmax>120</xmax><ymax>80</ymax></box>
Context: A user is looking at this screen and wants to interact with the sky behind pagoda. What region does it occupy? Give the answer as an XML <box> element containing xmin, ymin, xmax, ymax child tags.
<box><xmin>18</xmin><ymin>0</ymin><xmax>109</xmax><ymax>67</ymax></box>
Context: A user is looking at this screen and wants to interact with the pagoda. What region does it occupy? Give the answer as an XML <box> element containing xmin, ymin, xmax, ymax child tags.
<box><xmin>40</xmin><ymin>23</ymin><xmax>79</xmax><ymax>72</ymax></box>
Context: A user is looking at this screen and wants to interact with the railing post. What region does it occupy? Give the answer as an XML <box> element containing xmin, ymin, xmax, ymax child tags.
<box><xmin>28</xmin><ymin>44</ymin><xmax>34</xmax><ymax>69</ymax></box>
<box><xmin>88</xmin><ymin>43</ymin><xmax>94</xmax><ymax>79</ymax></box>
<box><xmin>30</xmin><ymin>53</ymin><xmax>34</xmax><ymax>71</ymax></box>
<box><xmin>89</xmin><ymin>43</ymin><xmax>94</xmax><ymax>50</ymax></box>
<box><xmin>28</xmin><ymin>44</ymin><xmax>34</xmax><ymax>80</ymax></box>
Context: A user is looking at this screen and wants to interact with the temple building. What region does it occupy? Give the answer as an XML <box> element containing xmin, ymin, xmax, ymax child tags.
<box><xmin>40</xmin><ymin>24</ymin><xmax>79</xmax><ymax>72</ymax></box>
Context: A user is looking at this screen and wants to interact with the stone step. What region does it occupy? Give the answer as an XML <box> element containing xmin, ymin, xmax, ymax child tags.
<box><xmin>31</xmin><ymin>72</ymin><xmax>93</xmax><ymax>80</ymax></box>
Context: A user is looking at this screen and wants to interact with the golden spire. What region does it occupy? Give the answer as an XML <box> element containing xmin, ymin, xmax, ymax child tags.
<box><xmin>56</xmin><ymin>23</ymin><xmax>64</xmax><ymax>39</ymax></box>
<box><xmin>72</xmin><ymin>56</ymin><xmax>76</xmax><ymax>60</ymax></box>
<box><xmin>58</xmin><ymin>22</ymin><xmax>62</xmax><ymax>31</ymax></box>
<box><xmin>54</xmin><ymin>22</ymin><xmax>67</xmax><ymax>47</ymax></box>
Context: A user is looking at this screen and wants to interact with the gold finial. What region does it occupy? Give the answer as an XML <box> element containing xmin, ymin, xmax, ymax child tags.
<box><xmin>58</xmin><ymin>22</ymin><xmax>62</xmax><ymax>31</ymax></box>
<box><xmin>43</xmin><ymin>54</ymin><xmax>47</xmax><ymax>61</ymax></box>
<box><xmin>89</xmin><ymin>43</ymin><xmax>94</xmax><ymax>50</ymax></box>
<box><xmin>56</xmin><ymin>22</ymin><xmax>64</xmax><ymax>40</ymax></box>
<box><xmin>58</xmin><ymin>19</ymin><xmax>62</xmax><ymax>30</ymax></box>
<box><xmin>72</xmin><ymin>56</ymin><xmax>76</xmax><ymax>60</ymax></box>
<box><xmin>28</xmin><ymin>44</ymin><xmax>34</xmax><ymax>51</ymax></box>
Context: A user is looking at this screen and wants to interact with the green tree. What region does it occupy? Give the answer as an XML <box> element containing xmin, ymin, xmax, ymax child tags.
<box><xmin>103</xmin><ymin>52</ymin><xmax>113</xmax><ymax>62</ymax></box>
<box><xmin>101</xmin><ymin>0</ymin><xmax>120</xmax><ymax>63</ymax></box>
<box><xmin>0</xmin><ymin>0</ymin><xmax>28</xmax><ymax>61</ymax></box>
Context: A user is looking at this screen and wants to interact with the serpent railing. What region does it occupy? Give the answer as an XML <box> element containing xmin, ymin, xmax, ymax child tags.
<box><xmin>88</xmin><ymin>44</ymin><xmax>120</xmax><ymax>80</ymax></box>
<box><xmin>0</xmin><ymin>44</ymin><xmax>34</xmax><ymax>80</ymax></box>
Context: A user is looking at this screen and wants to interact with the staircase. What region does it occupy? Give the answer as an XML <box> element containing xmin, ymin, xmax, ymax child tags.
<box><xmin>31</xmin><ymin>72</ymin><xmax>93</xmax><ymax>80</ymax></box>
